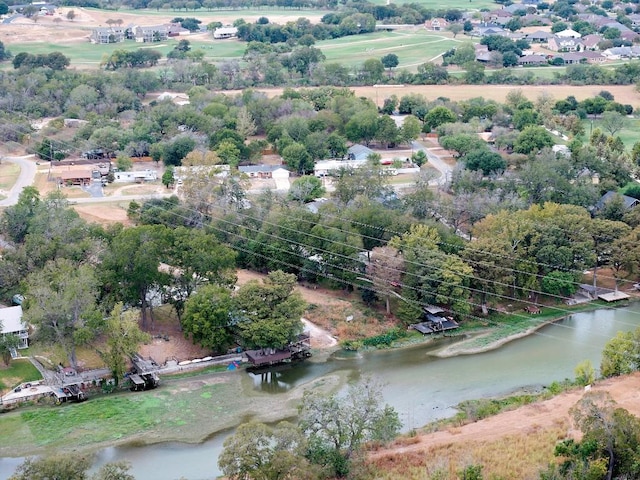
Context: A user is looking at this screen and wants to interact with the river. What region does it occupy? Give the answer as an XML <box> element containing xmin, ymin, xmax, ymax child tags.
<box><xmin>2</xmin><ymin>306</ymin><xmax>640</xmax><ymax>480</ymax></box>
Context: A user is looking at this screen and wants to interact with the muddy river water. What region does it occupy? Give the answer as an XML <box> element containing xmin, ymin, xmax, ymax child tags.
<box><xmin>2</xmin><ymin>306</ymin><xmax>640</xmax><ymax>479</ymax></box>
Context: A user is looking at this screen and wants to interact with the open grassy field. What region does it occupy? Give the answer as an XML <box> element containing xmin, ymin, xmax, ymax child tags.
<box><xmin>580</xmin><ymin>116</ymin><xmax>640</xmax><ymax>148</ymax></box>
<box><xmin>6</xmin><ymin>35</ymin><xmax>245</xmax><ymax>67</ymax></box>
<box><xmin>319</xmin><ymin>29</ymin><xmax>460</xmax><ymax>69</ymax></box>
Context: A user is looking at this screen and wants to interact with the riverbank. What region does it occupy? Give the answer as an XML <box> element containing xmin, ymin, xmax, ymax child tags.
<box><xmin>368</xmin><ymin>372</ymin><xmax>640</xmax><ymax>479</ymax></box>
<box><xmin>429</xmin><ymin>300</ymin><xmax>630</xmax><ymax>358</ymax></box>
<box><xmin>0</xmin><ymin>366</ymin><xmax>349</xmax><ymax>459</ymax></box>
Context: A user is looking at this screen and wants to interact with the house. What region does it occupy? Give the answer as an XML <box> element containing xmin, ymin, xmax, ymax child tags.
<box><xmin>525</xmin><ymin>30</ymin><xmax>554</xmax><ymax>43</ymax></box>
<box><xmin>602</xmin><ymin>46</ymin><xmax>640</xmax><ymax>59</ymax></box>
<box><xmin>56</xmin><ymin>170</ymin><xmax>93</xmax><ymax>186</ymax></box>
<box><xmin>518</xmin><ymin>54</ymin><xmax>548</xmax><ymax>65</ymax></box>
<box><xmin>555</xmin><ymin>29</ymin><xmax>582</xmax><ymax>39</ymax></box>
<box><xmin>521</xmin><ymin>14</ymin><xmax>552</xmax><ymax>26</ymax></box>
<box><xmin>576</xmin><ymin>51</ymin><xmax>606</xmax><ymax>63</ymax></box>
<box><xmin>90</xmin><ymin>27</ymin><xmax>125</xmax><ymax>44</ymax></box>
<box><xmin>620</xmin><ymin>30</ymin><xmax>639</xmax><ymax>43</ymax></box>
<box><xmin>548</xmin><ymin>36</ymin><xmax>583</xmax><ymax>52</ymax></box>
<box><xmin>629</xmin><ymin>13</ymin><xmax>640</xmax><ymax>27</ymax></box>
<box><xmin>485</xmin><ymin>9</ymin><xmax>513</xmax><ymax>22</ymax></box>
<box><xmin>347</xmin><ymin>144</ymin><xmax>374</xmax><ymax>161</ymax></box>
<box><xmin>133</xmin><ymin>25</ymin><xmax>168</xmax><ymax>43</ymax></box>
<box><xmin>212</xmin><ymin>26</ymin><xmax>238</xmax><ymax>39</ymax></box>
<box><xmin>238</xmin><ymin>165</ymin><xmax>290</xmax><ymax>179</ymax></box>
<box><xmin>581</xmin><ymin>34</ymin><xmax>603</xmax><ymax>50</ymax></box>
<box><xmin>0</xmin><ymin>305</ymin><xmax>28</xmax><ymax>349</ymax></box>
<box><xmin>167</xmin><ymin>22</ymin><xmax>189</xmax><ymax>36</ymax></box>
<box><xmin>424</xmin><ymin>18</ymin><xmax>448</xmax><ymax>31</ymax></box>
<box><xmin>314</xmin><ymin>159</ymin><xmax>367</xmax><ymax>177</ymax></box>
<box><xmin>596</xmin><ymin>191</ymin><xmax>640</xmax><ymax>211</ymax></box>
<box><xmin>558</xmin><ymin>52</ymin><xmax>585</xmax><ymax>64</ymax></box>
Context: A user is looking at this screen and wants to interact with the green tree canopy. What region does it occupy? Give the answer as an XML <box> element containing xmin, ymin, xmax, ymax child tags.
<box><xmin>182</xmin><ymin>284</ymin><xmax>235</xmax><ymax>352</ymax></box>
<box><xmin>234</xmin><ymin>270</ymin><xmax>306</xmax><ymax>350</ymax></box>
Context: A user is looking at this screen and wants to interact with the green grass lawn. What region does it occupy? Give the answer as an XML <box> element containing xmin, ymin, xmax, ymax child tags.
<box><xmin>318</xmin><ymin>30</ymin><xmax>460</xmax><ymax>69</ymax></box>
<box><xmin>0</xmin><ymin>358</ymin><xmax>42</xmax><ymax>393</ymax></box>
<box><xmin>365</xmin><ymin>0</ymin><xmax>495</xmax><ymax>8</ymax></box>
<box><xmin>7</xmin><ymin>37</ymin><xmax>246</xmax><ymax>66</ymax></box>
<box><xmin>0</xmin><ymin>162</ymin><xmax>20</xmax><ymax>190</ymax></box>
<box><xmin>580</xmin><ymin>117</ymin><xmax>640</xmax><ymax>149</ymax></box>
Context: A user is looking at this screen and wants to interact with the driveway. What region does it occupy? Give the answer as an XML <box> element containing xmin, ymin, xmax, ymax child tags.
<box><xmin>411</xmin><ymin>140</ymin><xmax>453</xmax><ymax>186</ymax></box>
<box><xmin>0</xmin><ymin>155</ymin><xmax>38</xmax><ymax>207</ymax></box>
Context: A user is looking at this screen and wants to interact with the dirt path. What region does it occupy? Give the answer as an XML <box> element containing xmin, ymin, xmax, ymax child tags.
<box><xmin>372</xmin><ymin>373</ymin><xmax>640</xmax><ymax>460</ymax></box>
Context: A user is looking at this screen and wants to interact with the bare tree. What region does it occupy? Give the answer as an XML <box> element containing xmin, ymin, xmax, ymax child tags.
<box><xmin>367</xmin><ymin>246</ymin><xmax>404</xmax><ymax>314</ymax></box>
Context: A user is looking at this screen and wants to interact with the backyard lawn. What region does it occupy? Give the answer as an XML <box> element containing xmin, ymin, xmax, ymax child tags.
<box><xmin>0</xmin><ymin>358</ymin><xmax>41</xmax><ymax>394</ymax></box>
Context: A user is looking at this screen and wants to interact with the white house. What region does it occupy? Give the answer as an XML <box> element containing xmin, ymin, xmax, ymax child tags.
<box><xmin>213</xmin><ymin>27</ymin><xmax>238</xmax><ymax>39</ymax></box>
<box><xmin>0</xmin><ymin>305</ymin><xmax>28</xmax><ymax>349</ymax></box>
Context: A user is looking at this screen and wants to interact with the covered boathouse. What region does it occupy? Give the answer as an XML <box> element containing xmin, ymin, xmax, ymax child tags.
<box><xmin>245</xmin><ymin>333</ymin><xmax>312</xmax><ymax>367</ymax></box>
<box><xmin>410</xmin><ymin>306</ymin><xmax>459</xmax><ymax>335</ymax></box>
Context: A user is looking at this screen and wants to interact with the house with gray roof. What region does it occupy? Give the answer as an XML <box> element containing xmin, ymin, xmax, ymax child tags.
<box><xmin>596</xmin><ymin>191</ymin><xmax>640</xmax><ymax>211</ymax></box>
<box><xmin>134</xmin><ymin>24</ymin><xmax>168</xmax><ymax>42</ymax></box>
<box><xmin>526</xmin><ymin>30</ymin><xmax>554</xmax><ymax>43</ymax></box>
<box><xmin>238</xmin><ymin>164</ymin><xmax>290</xmax><ymax>179</ymax></box>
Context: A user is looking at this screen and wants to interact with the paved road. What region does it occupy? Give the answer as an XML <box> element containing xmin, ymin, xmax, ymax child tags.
<box><xmin>411</xmin><ymin>140</ymin><xmax>453</xmax><ymax>186</ymax></box>
<box><xmin>0</xmin><ymin>155</ymin><xmax>38</xmax><ymax>207</ymax></box>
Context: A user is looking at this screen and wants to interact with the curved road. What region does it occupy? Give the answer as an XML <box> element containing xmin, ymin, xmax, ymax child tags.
<box><xmin>0</xmin><ymin>155</ymin><xmax>38</xmax><ymax>207</ymax></box>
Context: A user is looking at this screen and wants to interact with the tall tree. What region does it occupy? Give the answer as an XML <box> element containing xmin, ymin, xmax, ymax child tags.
<box><xmin>219</xmin><ymin>421</ymin><xmax>318</xmax><ymax>480</ymax></box>
<box><xmin>24</xmin><ymin>259</ymin><xmax>100</xmax><ymax>369</ymax></box>
<box><xmin>298</xmin><ymin>377</ymin><xmax>401</xmax><ymax>477</ymax></box>
<box><xmin>366</xmin><ymin>246</ymin><xmax>404</xmax><ymax>314</ymax></box>
<box><xmin>234</xmin><ymin>271</ymin><xmax>306</xmax><ymax>350</ymax></box>
<box><xmin>182</xmin><ymin>284</ymin><xmax>234</xmax><ymax>352</ymax></box>
<box><xmin>100</xmin><ymin>303</ymin><xmax>151</xmax><ymax>385</ymax></box>
<box><xmin>167</xmin><ymin>227</ymin><xmax>236</xmax><ymax>323</ymax></box>
<box><xmin>102</xmin><ymin>225</ymin><xmax>172</xmax><ymax>328</ymax></box>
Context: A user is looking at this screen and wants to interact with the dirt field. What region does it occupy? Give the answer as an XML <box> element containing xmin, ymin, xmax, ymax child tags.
<box><xmin>232</xmin><ymin>84</ymin><xmax>640</xmax><ymax>107</ymax></box>
<box><xmin>371</xmin><ymin>373</ymin><xmax>640</xmax><ymax>476</ymax></box>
